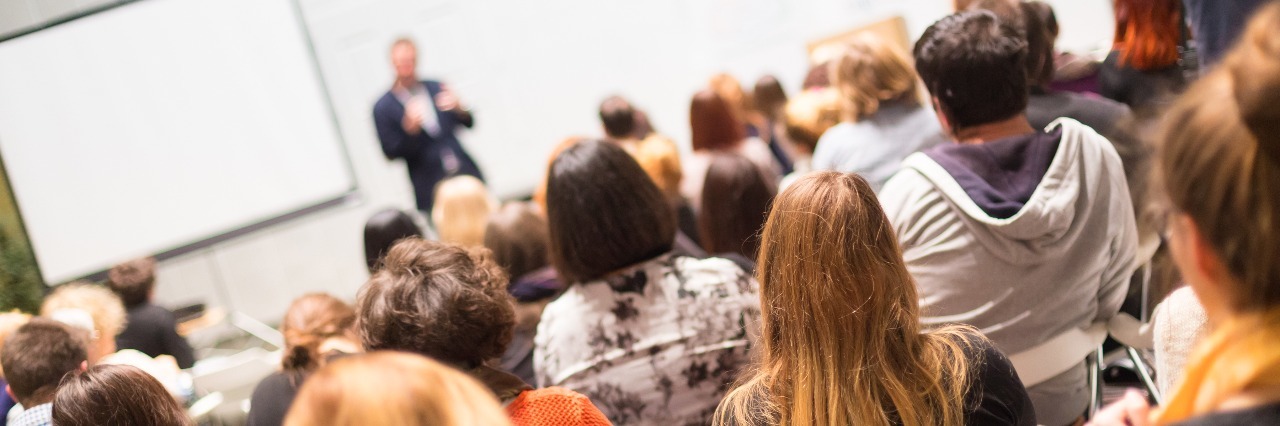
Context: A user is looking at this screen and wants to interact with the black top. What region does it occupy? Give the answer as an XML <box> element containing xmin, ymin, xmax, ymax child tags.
<box><xmin>246</xmin><ymin>371</ymin><xmax>301</xmax><ymax>426</ymax></box>
<box><xmin>115</xmin><ymin>303</ymin><xmax>196</xmax><ymax>369</ymax></box>
<box><xmin>961</xmin><ymin>334</ymin><xmax>1038</xmax><ymax>426</ymax></box>
<box><xmin>1098</xmin><ymin>51</ymin><xmax>1186</xmax><ymax>112</ymax></box>
<box><xmin>1026</xmin><ymin>89</ymin><xmax>1130</xmax><ymax>138</ymax></box>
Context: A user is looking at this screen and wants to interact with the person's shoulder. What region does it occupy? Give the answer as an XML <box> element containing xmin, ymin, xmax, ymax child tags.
<box><xmin>373</xmin><ymin>91</ymin><xmax>399</xmax><ymax>112</ymax></box>
<box><xmin>667</xmin><ymin>255</ymin><xmax>756</xmax><ymax>297</ymax></box>
<box><xmin>674</xmin><ymin>255</ymin><xmax>750</xmax><ymax>279</ymax></box>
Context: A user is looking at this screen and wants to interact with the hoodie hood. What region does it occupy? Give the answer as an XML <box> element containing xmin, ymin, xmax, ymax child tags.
<box><xmin>900</xmin><ymin>118</ymin><xmax>1114</xmax><ymax>263</ymax></box>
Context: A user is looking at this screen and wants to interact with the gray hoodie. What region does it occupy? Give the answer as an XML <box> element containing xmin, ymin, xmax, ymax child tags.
<box><xmin>880</xmin><ymin>118</ymin><xmax>1138</xmax><ymax>425</ymax></box>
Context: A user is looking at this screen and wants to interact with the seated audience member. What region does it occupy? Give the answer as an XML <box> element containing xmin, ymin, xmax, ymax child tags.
<box><xmin>630</xmin><ymin>133</ymin><xmax>702</xmax><ymax>246</ymax></box>
<box><xmin>431</xmin><ymin>175</ymin><xmax>496</xmax><ymax>247</ymax></box>
<box><xmin>356</xmin><ymin>238</ymin><xmax>610</xmax><ymax>425</ymax></box>
<box><xmin>42</xmin><ymin>283</ymin><xmax>188</xmax><ymax>398</ymax></box>
<box><xmin>717</xmin><ymin>172</ymin><xmax>1034</xmax><ymax>425</ymax></box>
<box><xmin>0</xmin><ymin>312</ymin><xmax>30</xmax><ymax>425</ymax></box>
<box><xmin>1098</xmin><ymin>0</ymin><xmax>1186</xmax><ymax>112</ymax></box>
<box><xmin>599</xmin><ymin>96</ymin><xmax>701</xmax><ymax>245</ymax></box>
<box><xmin>699</xmin><ymin>153</ymin><xmax>776</xmax><ymax>268</ymax></box>
<box><xmin>599</xmin><ymin>95</ymin><xmax>643</xmax><ymax>146</ymax></box>
<box><xmin>707</xmin><ymin>73</ymin><xmax>755</xmax><ymax>137</ymax></box>
<box><xmin>483</xmin><ymin>202</ymin><xmax>562</xmax><ymax>385</ymax></box>
<box><xmin>1029</xmin><ymin>2</ymin><xmax>1102</xmax><ymax>95</ymax></box>
<box><xmin>1</xmin><ymin>319</ymin><xmax>88</xmax><ymax>426</ymax></box>
<box><xmin>538</xmin><ymin>140</ymin><xmax>760</xmax><ymax>424</ymax></box>
<box><xmin>812</xmin><ymin>33</ymin><xmax>944</xmax><ymax>192</ymax></box>
<box><xmin>284</xmin><ymin>352</ymin><xmax>513</xmax><ymax>426</ymax></box>
<box><xmin>1090</xmin><ymin>5</ymin><xmax>1280</xmax><ymax>425</ymax></box>
<box><xmin>749</xmin><ymin>75</ymin><xmax>795</xmax><ymax>174</ymax></box>
<box><xmin>682</xmin><ymin>90</ymin><xmax>781</xmax><ymax>212</ymax></box>
<box><xmin>248</xmin><ymin>293</ymin><xmax>359</xmax><ymax>426</ymax></box>
<box><xmin>779</xmin><ymin>88</ymin><xmax>841</xmax><ymax>188</ymax></box>
<box><xmin>880</xmin><ymin>11</ymin><xmax>1138</xmax><ymax>426</ymax></box>
<box><xmin>40</xmin><ymin>283</ymin><xmax>126</xmax><ymax>365</ymax></box>
<box><xmin>363</xmin><ymin>208</ymin><xmax>424</xmax><ymax>272</ymax></box>
<box><xmin>53</xmin><ymin>364</ymin><xmax>190</xmax><ymax>426</ymax></box>
<box><xmin>1017</xmin><ymin>1</ymin><xmax>1132</xmax><ymax>137</ymax></box>
<box><xmin>107</xmin><ymin>258</ymin><xmax>196</xmax><ymax>369</ymax></box>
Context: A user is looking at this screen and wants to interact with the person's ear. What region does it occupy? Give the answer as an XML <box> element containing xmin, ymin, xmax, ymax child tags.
<box><xmin>5</xmin><ymin>384</ymin><xmax>13</xmax><ymax>400</ymax></box>
<box><xmin>1177</xmin><ymin>217</ymin><xmax>1219</xmax><ymax>279</ymax></box>
<box><xmin>931</xmin><ymin>96</ymin><xmax>955</xmax><ymax>138</ymax></box>
<box><xmin>80</xmin><ymin>360</ymin><xmax>89</xmax><ymax>372</ymax></box>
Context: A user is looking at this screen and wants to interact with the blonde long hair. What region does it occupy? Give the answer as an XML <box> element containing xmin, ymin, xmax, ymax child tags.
<box><xmin>716</xmin><ymin>172</ymin><xmax>975</xmax><ymax>426</ymax></box>
<box><xmin>285</xmin><ymin>352</ymin><xmax>511</xmax><ymax>426</ymax></box>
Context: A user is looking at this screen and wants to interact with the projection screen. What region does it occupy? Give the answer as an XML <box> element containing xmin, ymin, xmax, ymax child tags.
<box><xmin>0</xmin><ymin>0</ymin><xmax>355</xmax><ymax>284</ymax></box>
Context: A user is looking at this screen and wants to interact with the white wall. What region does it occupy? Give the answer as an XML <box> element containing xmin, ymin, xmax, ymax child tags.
<box><xmin>1</xmin><ymin>0</ymin><xmax>1114</xmax><ymax>323</ymax></box>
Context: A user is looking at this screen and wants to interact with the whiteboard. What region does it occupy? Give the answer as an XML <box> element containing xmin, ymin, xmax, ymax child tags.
<box><xmin>0</xmin><ymin>0</ymin><xmax>354</xmax><ymax>284</ymax></box>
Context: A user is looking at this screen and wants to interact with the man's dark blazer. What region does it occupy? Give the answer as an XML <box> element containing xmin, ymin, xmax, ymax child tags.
<box><xmin>373</xmin><ymin>79</ymin><xmax>484</xmax><ymax>212</ymax></box>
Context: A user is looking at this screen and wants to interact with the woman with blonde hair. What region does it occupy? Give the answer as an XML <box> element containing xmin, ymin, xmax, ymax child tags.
<box><xmin>431</xmin><ymin>175</ymin><xmax>496</xmax><ymax>247</ymax></box>
<box><xmin>1089</xmin><ymin>4</ymin><xmax>1280</xmax><ymax>425</ymax></box>
<box><xmin>284</xmin><ymin>352</ymin><xmax>512</xmax><ymax>426</ymax></box>
<box><xmin>248</xmin><ymin>293</ymin><xmax>359</xmax><ymax>426</ymax></box>
<box><xmin>715</xmin><ymin>172</ymin><xmax>1034</xmax><ymax>426</ymax></box>
<box><xmin>811</xmin><ymin>33</ymin><xmax>943</xmax><ymax>192</ymax></box>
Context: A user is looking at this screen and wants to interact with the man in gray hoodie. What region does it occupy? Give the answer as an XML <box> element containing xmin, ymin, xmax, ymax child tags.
<box><xmin>879</xmin><ymin>11</ymin><xmax>1138</xmax><ymax>426</ymax></box>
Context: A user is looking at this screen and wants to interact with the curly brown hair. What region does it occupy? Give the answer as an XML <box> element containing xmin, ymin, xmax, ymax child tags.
<box><xmin>355</xmin><ymin>238</ymin><xmax>515</xmax><ymax>368</ymax></box>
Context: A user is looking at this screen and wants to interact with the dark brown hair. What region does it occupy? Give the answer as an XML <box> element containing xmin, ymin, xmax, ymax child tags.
<box><xmin>699</xmin><ymin>154</ymin><xmax>776</xmax><ymax>260</ymax></box>
<box><xmin>914</xmin><ymin>11</ymin><xmax>1029</xmax><ymax>130</ymax></box>
<box><xmin>1021</xmin><ymin>1</ymin><xmax>1058</xmax><ymax>90</ymax></box>
<box><xmin>483</xmin><ymin>202</ymin><xmax>550</xmax><ymax>281</ymax></box>
<box><xmin>545</xmin><ymin>140</ymin><xmax>676</xmax><ymax>283</ymax></box>
<box><xmin>355</xmin><ymin>239</ymin><xmax>514</xmax><ymax>368</ymax></box>
<box><xmin>690</xmin><ymin>90</ymin><xmax>747</xmax><ymax>151</ymax></box>
<box><xmin>0</xmin><ymin>318</ymin><xmax>88</xmax><ymax>405</ymax></box>
<box><xmin>363</xmin><ymin>209</ymin><xmax>423</xmax><ymax>272</ymax></box>
<box><xmin>751</xmin><ymin>75</ymin><xmax>788</xmax><ymax>120</ymax></box>
<box><xmin>53</xmin><ymin>364</ymin><xmax>192</xmax><ymax>426</ymax></box>
<box><xmin>281</xmin><ymin>293</ymin><xmax>357</xmax><ymax>375</ymax></box>
<box><xmin>599</xmin><ymin>95</ymin><xmax>637</xmax><ymax>139</ymax></box>
<box><xmin>1157</xmin><ymin>2</ymin><xmax>1280</xmax><ymax>312</ymax></box>
<box><xmin>107</xmin><ymin>257</ymin><xmax>157</xmax><ymax>307</ymax></box>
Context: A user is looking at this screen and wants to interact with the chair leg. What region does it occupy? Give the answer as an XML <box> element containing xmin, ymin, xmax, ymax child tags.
<box><xmin>1127</xmin><ymin>346</ymin><xmax>1162</xmax><ymax>405</ymax></box>
<box><xmin>1084</xmin><ymin>346</ymin><xmax>1105</xmax><ymax>420</ymax></box>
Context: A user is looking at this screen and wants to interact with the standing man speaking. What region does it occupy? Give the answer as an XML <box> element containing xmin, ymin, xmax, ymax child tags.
<box><xmin>373</xmin><ymin>37</ymin><xmax>484</xmax><ymax>213</ymax></box>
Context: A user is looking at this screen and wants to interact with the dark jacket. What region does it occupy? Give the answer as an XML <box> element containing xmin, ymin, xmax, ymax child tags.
<box><xmin>115</xmin><ymin>303</ymin><xmax>196</xmax><ymax>369</ymax></box>
<box><xmin>372</xmin><ymin>80</ymin><xmax>483</xmax><ymax>212</ymax></box>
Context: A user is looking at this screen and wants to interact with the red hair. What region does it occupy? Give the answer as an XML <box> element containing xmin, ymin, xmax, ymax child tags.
<box><xmin>690</xmin><ymin>90</ymin><xmax>746</xmax><ymax>151</ymax></box>
<box><xmin>1113</xmin><ymin>0</ymin><xmax>1181</xmax><ymax>70</ymax></box>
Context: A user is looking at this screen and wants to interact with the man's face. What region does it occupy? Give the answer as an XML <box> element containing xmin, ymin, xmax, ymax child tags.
<box><xmin>391</xmin><ymin>44</ymin><xmax>417</xmax><ymax>81</ymax></box>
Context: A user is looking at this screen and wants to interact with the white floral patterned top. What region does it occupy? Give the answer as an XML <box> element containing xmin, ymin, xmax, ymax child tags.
<box><xmin>534</xmin><ymin>254</ymin><xmax>761</xmax><ymax>425</ymax></box>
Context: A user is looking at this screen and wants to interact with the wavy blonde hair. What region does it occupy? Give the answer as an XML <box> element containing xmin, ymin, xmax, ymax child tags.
<box><xmin>716</xmin><ymin>172</ymin><xmax>976</xmax><ymax>426</ymax></box>
<box><xmin>830</xmin><ymin>33</ymin><xmax>920</xmax><ymax>122</ymax></box>
<box><xmin>285</xmin><ymin>351</ymin><xmax>511</xmax><ymax>426</ymax></box>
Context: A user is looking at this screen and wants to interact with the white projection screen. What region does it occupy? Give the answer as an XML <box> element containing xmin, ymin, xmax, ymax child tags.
<box><xmin>0</xmin><ymin>0</ymin><xmax>355</xmax><ymax>284</ymax></box>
